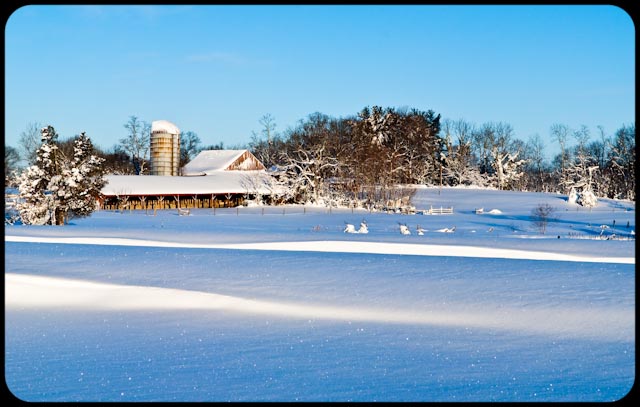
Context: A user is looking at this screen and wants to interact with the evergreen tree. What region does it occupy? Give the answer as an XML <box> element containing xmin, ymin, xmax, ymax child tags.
<box><xmin>17</xmin><ymin>126</ymin><xmax>106</xmax><ymax>225</ymax></box>
<box><xmin>17</xmin><ymin>126</ymin><xmax>66</xmax><ymax>225</ymax></box>
<box><xmin>67</xmin><ymin>132</ymin><xmax>107</xmax><ymax>218</ymax></box>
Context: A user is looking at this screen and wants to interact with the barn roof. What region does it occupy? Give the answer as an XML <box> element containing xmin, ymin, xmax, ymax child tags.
<box><xmin>182</xmin><ymin>150</ymin><xmax>264</xmax><ymax>175</ymax></box>
<box><xmin>101</xmin><ymin>172</ymin><xmax>273</xmax><ymax>197</ymax></box>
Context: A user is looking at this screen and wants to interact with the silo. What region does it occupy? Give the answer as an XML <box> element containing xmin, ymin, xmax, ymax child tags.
<box><xmin>150</xmin><ymin>120</ymin><xmax>180</xmax><ymax>176</ymax></box>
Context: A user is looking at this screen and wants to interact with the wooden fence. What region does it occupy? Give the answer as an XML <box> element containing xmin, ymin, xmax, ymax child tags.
<box><xmin>420</xmin><ymin>205</ymin><xmax>454</xmax><ymax>215</ymax></box>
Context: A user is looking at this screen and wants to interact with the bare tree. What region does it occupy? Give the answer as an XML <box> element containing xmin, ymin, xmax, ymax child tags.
<box><xmin>550</xmin><ymin>123</ymin><xmax>571</xmax><ymax>174</ymax></box>
<box><xmin>573</xmin><ymin>124</ymin><xmax>591</xmax><ymax>157</ymax></box>
<box><xmin>179</xmin><ymin>131</ymin><xmax>202</xmax><ymax>169</ymax></box>
<box><xmin>5</xmin><ymin>146</ymin><xmax>21</xmax><ymax>185</ymax></box>
<box><xmin>250</xmin><ymin>113</ymin><xmax>279</xmax><ymax>168</ymax></box>
<box><xmin>18</xmin><ymin>121</ymin><xmax>43</xmax><ymax>165</ymax></box>
<box><xmin>606</xmin><ymin>124</ymin><xmax>635</xmax><ymax>200</ymax></box>
<box><xmin>594</xmin><ymin>125</ymin><xmax>610</xmax><ymax>169</ymax></box>
<box><xmin>526</xmin><ymin>134</ymin><xmax>546</xmax><ymax>174</ymax></box>
<box><xmin>120</xmin><ymin>116</ymin><xmax>150</xmax><ymax>175</ymax></box>
<box><xmin>531</xmin><ymin>203</ymin><xmax>555</xmax><ymax>234</ymax></box>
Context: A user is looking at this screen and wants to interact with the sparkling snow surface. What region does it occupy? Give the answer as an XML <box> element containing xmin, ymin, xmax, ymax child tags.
<box><xmin>5</xmin><ymin>187</ymin><xmax>635</xmax><ymax>402</ymax></box>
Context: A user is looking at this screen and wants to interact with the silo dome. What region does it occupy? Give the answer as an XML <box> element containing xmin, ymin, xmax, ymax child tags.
<box><xmin>150</xmin><ymin>120</ymin><xmax>180</xmax><ymax>176</ymax></box>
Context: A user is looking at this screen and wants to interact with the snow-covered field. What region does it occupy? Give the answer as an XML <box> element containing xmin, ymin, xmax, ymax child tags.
<box><xmin>4</xmin><ymin>187</ymin><xmax>635</xmax><ymax>401</ymax></box>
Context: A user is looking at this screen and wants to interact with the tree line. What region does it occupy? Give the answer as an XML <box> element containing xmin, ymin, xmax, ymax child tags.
<box><xmin>247</xmin><ymin>108</ymin><xmax>635</xmax><ymax>207</ymax></box>
<box><xmin>5</xmin><ymin>108</ymin><xmax>635</xmax><ymax>212</ymax></box>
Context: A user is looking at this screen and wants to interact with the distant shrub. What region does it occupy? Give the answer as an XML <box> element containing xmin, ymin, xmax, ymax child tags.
<box><xmin>531</xmin><ymin>203</ymin><xmax>556</xmax><ymax>234</ymax></box>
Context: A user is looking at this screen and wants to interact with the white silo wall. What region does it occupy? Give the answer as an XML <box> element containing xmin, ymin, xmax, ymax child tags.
<box><xmin>150</xmin><ymin>120</ymin><xmax>180</xmax><ymax>176</ymax></box>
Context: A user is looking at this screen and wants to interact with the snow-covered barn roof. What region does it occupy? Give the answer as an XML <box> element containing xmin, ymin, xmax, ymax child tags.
<box><xmin>101</xmin><ymin>172</ymin><xmax>272</xmax><ymax>197</ymax></box>
<box><xmin>151</xmin><ymin>120</ymin><xmax>180</xmax><ymax>135</ymax></box>
<box><xmin>182</xmin><ymin>150</ymin><xmax>265</xmax><ymax>175</ymax></box>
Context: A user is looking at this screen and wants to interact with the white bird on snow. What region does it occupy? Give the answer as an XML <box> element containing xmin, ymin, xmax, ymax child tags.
<box><xmin>344</xmin><ymin>222</ymin><xmax>356</xmax><ymax>233</ymax></box>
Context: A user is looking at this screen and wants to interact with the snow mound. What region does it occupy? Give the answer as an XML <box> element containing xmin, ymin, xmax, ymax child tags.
<box><xmin>5</xmin><ymin>273</ymin><xmax>633</xmax><ymax>340</ymax></box>
<box><xmin>5</xmin><ymin>235</ymin><xmax>634</xmax><ymax>264</ymax></box>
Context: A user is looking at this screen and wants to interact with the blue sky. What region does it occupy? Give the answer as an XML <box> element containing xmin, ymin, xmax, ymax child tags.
<box><xmin>4</xmin><ymin>5</ymin><xmax>635</xmax><ymax>161</ymax></box>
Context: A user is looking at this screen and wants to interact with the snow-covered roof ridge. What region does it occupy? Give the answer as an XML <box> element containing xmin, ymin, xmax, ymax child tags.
<box><xmin>183</xmin><ymin>150</ymin><xmax>264</xmax><ymax>175</ymax></box>
<box><xmin>151</xmin><ymin>120</ymin><xmax>180</xmax><ymax>135</ymax></box>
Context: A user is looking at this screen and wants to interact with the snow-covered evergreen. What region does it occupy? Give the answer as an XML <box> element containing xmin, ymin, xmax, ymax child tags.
<box><xmin>67</xmin><ymin>132</ymin><xmax>106</xmax><ymax>218</ymax></box>
<box><xmin>17</xmin><ymin>126</ymin><xmax>106</xmax><ymax>225</ymax></box>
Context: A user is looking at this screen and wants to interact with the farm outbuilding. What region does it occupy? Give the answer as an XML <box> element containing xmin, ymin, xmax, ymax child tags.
<box><xmin>99</xmin><ymin>150</ymin><xmax>273</xmax><ymax>211</ymax></box>
<box><xmin>182</xmin><ymin>149</ymin><xmax>265</xmax><ymax>175</ymax></box>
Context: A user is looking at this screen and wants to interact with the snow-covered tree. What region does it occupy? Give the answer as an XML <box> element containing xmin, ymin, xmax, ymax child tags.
<box><xmin>17</xmin><ymin>126</ymin><xmax>106</xmax><ymax>225</ymax></box>
<box><xmin>18</xmin><ymin>126</ymin><xmax>66</xmax><ymax>225</ymax></box>
<box><xmin>441</xmin><ymin>137</ymin><xmax>485</xmax><ymax>187</ymax></box>
<box><xmin>16</xmin><ymin>164</ymin><xmax>52</xmax><ymax>225</ymax></box>
<box><xmin>66</xmin><ymin>132</ymin><xmax>106</xmax><ymax>218</ymax></box>
<box><xmin>561</xmin><ymin>150</ymin><xmax>599</xmax><ymax>207</ymax></box>
<box><xmin>491</xmin><ymin>147</ymin><xmax>526</xmax><ymax>190</ymax></box>
<box><xmin>280</xmin><ymin>144</ymin><xmax>339</xmax><ymax>205</ymax></box>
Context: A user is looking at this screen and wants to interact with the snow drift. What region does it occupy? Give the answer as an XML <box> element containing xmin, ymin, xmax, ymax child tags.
<box><xmin>6</xmin><ymin>273</ymin><xmax>633</xmax><ymax>342</ymax></box>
